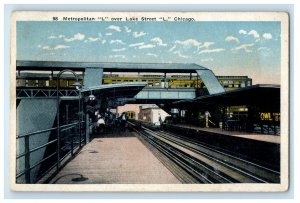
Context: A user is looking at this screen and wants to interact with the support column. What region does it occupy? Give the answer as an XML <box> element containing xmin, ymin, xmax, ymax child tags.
<box><xmin>196</xmin><ymin>69</ymin><xmax>225</xmax><ymax>95</ymax></box>
<box><xmin>85</xmin><ymin>113</ymin><xmax>90</xmax><ymax>144</ymax></box>
<box><xmin>84</xmin><ymin>68</ymin><xmax>103</xmax><ymax>88</ymax></box>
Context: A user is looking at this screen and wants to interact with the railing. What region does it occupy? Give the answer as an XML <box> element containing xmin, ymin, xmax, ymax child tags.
<box><xmin>16</xmin><ymin>121</ymin><xmax>86</xmax><ymax>184</ymax></box>
<box><xmin>17</xmin><ymin>88</ymin><xmax>80</xmax><ymax>99</ymax></box>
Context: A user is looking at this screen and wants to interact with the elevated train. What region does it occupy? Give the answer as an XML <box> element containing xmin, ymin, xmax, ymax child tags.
<box><xmin>17</xmin><ymin>72</ymin><xmax>252</xmax><ymax>91</ymax></box>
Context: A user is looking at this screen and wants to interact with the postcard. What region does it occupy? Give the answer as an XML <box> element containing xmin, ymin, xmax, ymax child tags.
<box><xmin>10</xmin><ymin>11</ymin><xmax>289</xmax><ymax>192</ymax></box>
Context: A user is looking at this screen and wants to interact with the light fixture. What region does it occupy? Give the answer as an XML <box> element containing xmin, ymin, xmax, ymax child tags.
<box><xmin>88</xmin><ymin>94</ymin><xmax>96</xmax><ymax>101</ymax></box>
<box><xmin>73</xmin><ymin>81</ymin><xmax>82</xmax><ymax>90</ymax></box>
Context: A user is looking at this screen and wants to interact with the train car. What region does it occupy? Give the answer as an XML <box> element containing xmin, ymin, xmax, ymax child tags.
<box><xmin>16</xmin><ymin>72</ymin><xmax>83</xmax><ymax>88</ymax></box>
<box><xmin>125</xmin><ymin>111</ymin><xmax>136</xmax><ymax>120</ymax></box>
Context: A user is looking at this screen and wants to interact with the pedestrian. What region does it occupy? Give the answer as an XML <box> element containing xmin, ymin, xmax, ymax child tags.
<box><xmin>97</xmin><ymin>115</ymin><xmax>105</xmax><ymax>133</ymax></box>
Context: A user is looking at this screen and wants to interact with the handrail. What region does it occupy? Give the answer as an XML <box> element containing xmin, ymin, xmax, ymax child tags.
<box><xmin>17</xmin><ymin>122</ymin><xmax>82</xmax><ymax>139</ymax></box>
<box><xmin>16</xmin><ymin>139</ymin><xmax>57</xmax><ymax>159</ymax></box>
<box><xmin>16</xmin><ymin>151</ymin><xmax>57</xmax><ymax>179</ymax></box>
<box><xmin>16</xmin><ymin>120</ymin><xmax>87</xmax><ymax>183</ymax></box>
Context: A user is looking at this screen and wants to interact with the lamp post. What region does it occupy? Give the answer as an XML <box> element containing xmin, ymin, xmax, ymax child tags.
<box><xmin>56</xmin><ymin>69</ymin><xmax>81</xmax><ymax>169</ymax></box>
<box><xmin>84</xmin><ymin>92</ymin><xmax>96</xmax><ymax>144</ymax></box>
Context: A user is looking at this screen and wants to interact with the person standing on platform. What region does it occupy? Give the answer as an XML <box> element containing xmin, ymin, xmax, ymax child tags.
<box><xmin>159</xmin><ymin>115</ymin><xmax>163</xmax><ymax>130</ymax></box>
<box><xmin>205</xmin><ymin>110</ymin><xmax>211</xmax><ymax>128</ymax></box>
<box><xmin>120</xmin><ymin>112</ymin><xmax>127</xmax><ymax>131</ymax></box>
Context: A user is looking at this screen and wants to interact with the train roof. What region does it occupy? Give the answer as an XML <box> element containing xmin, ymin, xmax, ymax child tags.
<box><xmin>16</xmin><ymin>60</ymin><xmax>209</xmax><ymax>73</ymax></box>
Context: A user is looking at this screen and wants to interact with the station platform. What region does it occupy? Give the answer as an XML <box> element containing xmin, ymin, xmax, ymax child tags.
<box><xmin>165</xmin><ymin>124</ymin><xmax>280</xmax><ymax>144</ymax></box>
<box><xmin>49</xmin><ymin>130</ymin><xmax>181</xmax><ymax>184</ymax></box>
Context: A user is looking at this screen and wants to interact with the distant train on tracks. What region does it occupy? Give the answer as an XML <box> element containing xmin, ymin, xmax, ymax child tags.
<box><xmin>16</xmin><ymin>72</ymin><xmax>252</xmax><ymax>91</ymax></box>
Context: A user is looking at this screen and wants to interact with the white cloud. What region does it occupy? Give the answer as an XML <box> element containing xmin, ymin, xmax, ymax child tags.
<box><xmin>168</xmin><ymin>45</ymin><xmax>176</xmax><ymax>52</ymax></box>
<box><xmin>248</xmin><ymin>30</ymin><xmax>260</xmax><ymax>39</ymax></box>
<box><xmin>64</xmin><ymin>33</ymin><xmax>85</xmax><ymax>42</ymax></box>
<box><xmin>133</xmin><ymin>31</ymin><xmax>147</xmax><ymax>38</ymax></box>
<box><xmin>48</xmin><ymin>35</ymin><xmax>57</xmax><ymax>39</ymax></box>
<box><xmin>110</xmin><ymin>40</ymin><xmax>126</xmax><ymax>45</ymax></box>
<box><xmin>88</xmin><ymin>37</ymin><xmax>100</xmax><ymax>42</ymax></box>
<box><xmin>175</xmin><ymin>39</ymin><xmax>201</xmax><ymax>48</ymax></box>
<box><xmin>263</xmin><ymin>33</ymin><xmax>273</xmax><ymax>40</ymax></box>
<box><xmin>106</xmin><ymin>25</ymin><xmax>121</xmax><ymax>32</ymax></box>
<box><xmin>198</xmin><ymin>48</ymin><xmax>225</xmax><ymax>54</ymax></box>
<box><xmin>146</xmin><ymin>53</ymin><xmax>158</xmax><ymax>57</ymax></box>
<box><xmin>58</xmin><ymin>35</ymin><xmax>65</xmax><ymax>39</ymax></box>
<box><xmin>239</xmin><ymin>30</ymin><xmax>247</xmax><ymax>35</ymax></box>
<box><xmin>105</xmin><ymin>33</ymin><xmax>112</xmax><ymax>36</ymax></box>
<box><xmin>42</xmin><ymin>46</ymin><xmax>51</xmax><ymax>50</ymax></box>
<box><xmin>54</xmin><ymin>44</ymin><xmax>70</xmax><ymax>49</ymax></box>
<box><xmin>124</xmin><ymin>26</ymin><xmax>132</xmax><ymax>33</ymax></box>
<box><xmin>41</xmin><ymin>44</ymin><xmax>70</xmax><ymax>50</ymax></box>
<box><xmin>201</xmin><ymin>58</ymin><xmax>214</xmax><ymax>62</ymax></box>
<box><xmin>231</xmin><ymin>43</ymin><xmax>254</xmax><ymax>52</ymax></box>
<box><xmin>109</xmin><ymin>55</ymin><xmax>126</xmax><ymax>59</ymax></box>
<box><xmin>129</xmin><ymin>42</ymin><xmax>145</xmax><ymax>47</ymax></box>
<box><xmin>199</xmin><ymin>41</ymin><xmax>215</xmax><ymax>49</ymax></box>
<box><xmin>151</xmin><ymin>37</ymin><xmax>167</xmax><ymax>46</ymax></box>
<box><xmin>225</xmin><ymin>36</ymin><xmax>240</xmax><ymax>43</ymax></box>
<box><xmin>101</xmin><ymin>40</ymin><xmax>106</xmax><ymax>44</ymax></box>
<box><xmin>138</xmin><ymin>44</ymin><xmax>156</xmax><ymax>49</ymax></box>
<box><xmin>112</xmin><ymin>48</ymin><xmax>126</xmax><ymax>52</ymax></box>
<box><xmin>239</xmin><ymin>29</ymin><xmax>260</xmax><ymax>42</ymax></box>
<box><xmin>173</xmin><ymin>51</ymin><xmax>189</xmax><ymax>58</ymax></box>
<box><xmin>257</xmin><ymin>47</ymin><xmax>271</xmax><ymax>51</ymax></box>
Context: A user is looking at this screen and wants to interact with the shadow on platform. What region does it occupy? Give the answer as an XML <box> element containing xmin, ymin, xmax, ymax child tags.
<box><xmin>92</xmin><ymin>127</ymin><xmax>136</xmax><ymax>138</ymax></box>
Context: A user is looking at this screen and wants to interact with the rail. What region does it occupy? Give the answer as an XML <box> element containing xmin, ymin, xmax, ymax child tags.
<box><xmin>16</xmin><ymin>121</ymin><xmax>86</xmax><ymax>183</ymax></box>
<box><xmin>129</xmin><ymin>121</ymin><xmax>280</xmax><ymax>183</ymax></box>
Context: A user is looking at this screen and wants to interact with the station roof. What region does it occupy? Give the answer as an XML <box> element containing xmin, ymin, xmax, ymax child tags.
<box><xmin>81</xmin><ymin>82</ymin><xmax>147</xmax><ymax>99</ymax></box>
<box><xmin>16</xmin><ymin>60</ymin><xmax>208</xmax><ymax>73</ymax></box>
<box><xmin>172</xmin><ymin>84</ymin><xmax>280</xmax><ymax>111</ymax></box>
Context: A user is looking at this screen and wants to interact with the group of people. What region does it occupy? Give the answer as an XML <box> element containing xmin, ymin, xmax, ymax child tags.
<box><xmin>95</xmin><ymin>111</ymin><xmax>128</xmax><ymax>133</ymax></box>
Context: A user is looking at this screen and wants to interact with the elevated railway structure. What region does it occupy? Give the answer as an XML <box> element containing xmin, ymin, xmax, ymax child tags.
<box><xmin>15</xmin><ymin>60</ymin><xmax>227</xmax><ymax>183</ymax></box>
<box><xmin>14</xmin><ymin>60</ymin><xmax>280</xmax><ymax>185</ymax></box>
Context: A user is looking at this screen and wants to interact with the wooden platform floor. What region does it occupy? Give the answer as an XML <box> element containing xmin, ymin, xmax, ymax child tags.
<box><xmin>168</xmin><ymin>124</ymin><xmax>280</xmax><ymax>144</ymax></box>
<box><xmin>50</xmin><ymin>130</ymin><xmax>181</xmax><ymax>184</ymax></box>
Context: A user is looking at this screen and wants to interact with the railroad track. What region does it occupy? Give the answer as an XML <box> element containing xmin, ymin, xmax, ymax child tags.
<box><xmin>129</xmin><ymin>121</ymin><xmax>280</xmax><ymax>184</ymax></box>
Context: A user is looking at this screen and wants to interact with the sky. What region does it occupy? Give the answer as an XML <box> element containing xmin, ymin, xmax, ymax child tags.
<box><xmin>17</xmin><ymin>21</ymin><xmax>281</xmax><ymax>84</ymax></box>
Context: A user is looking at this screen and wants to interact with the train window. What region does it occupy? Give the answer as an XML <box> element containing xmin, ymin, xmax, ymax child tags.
<box><xmin>46</xmin><ymin>80</ymin><xmax>49</xmax><ymax>87</ymax></box>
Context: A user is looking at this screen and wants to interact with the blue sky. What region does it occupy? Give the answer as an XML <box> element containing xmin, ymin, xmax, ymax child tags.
<box><xmin>17</xmin><ymin>21</ymin><xmax>281</xmax><ymax>84</ymax></box>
